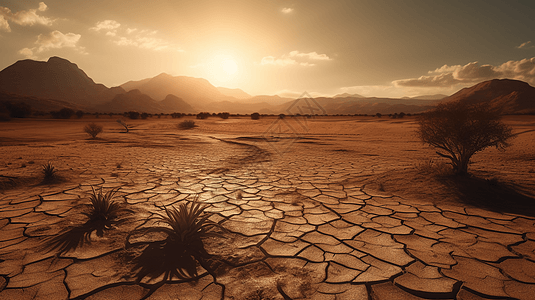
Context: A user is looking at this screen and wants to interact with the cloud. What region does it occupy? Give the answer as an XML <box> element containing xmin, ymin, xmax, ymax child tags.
<box><xmin>35</xmin><ymin>30</ymin><xmax>83</xmax><ymax>52</ymax></box>
<box><xmin>90</xmin><ymin>20</ymin><xmax>121</xmax><ymax>36</ymax></box>
<box><xmin>90</xmin><ymin>20</ymin><xmax>121</xmax><ymax>31</ymax></box>
<box><xmin>38</xmin><ymin>2</ymin><xmax>48</xmax><ymax>12</ymax></box>
<box><xmin>260</xmin><ymin>55</ymin><xmax>297</xmax><ymax>66</ymax></box>
<box><xmin>393</xmin><ymin>73</ymin><xmax>460</xmax><ymax>87</ymax></box>
<box><xmin>0</xmin><ymin>2</ymin><xmax>54</xmax><ymax>31</ymax></box>
<box><xmin>260</xmin><ymin>50</ymin><xmax>331</xmax><ymax>67</ymax></box>
<box><xmin>289</xmin><ymin>51</ymin><xmax>331</xmax><ymax>61</ymax></box>
<box><xmin>18</xmin><ymin>47</ymin><xmax>37</xmax><ymax>59</ymax></box>
<box><xmin>92</xmin><ymin>20</ymin><xmax>182</xmax><ymax>52</ymax></box>
<box><xmin>282</xmin><ymin>8</ymin><xmax>293</xmax><ymax>14</ymax></box>
<box><xmin>19</xmin><ymin>30</ymin><xmax>86</xmax><ymax>58</ymax></box>
<box><xmin>0</xmin><ymin>15</ymin><xmax>9</xmax><ymax>32</ymax></box>
<box><xmin>393</xmin><ymin>58</ymin><xmax>535</xmax><ymax>88</ymax></box>
<box><xmin>517</xmin><ymin>41</ymin><xmax>534</xmax><ymax>49</ymax></box>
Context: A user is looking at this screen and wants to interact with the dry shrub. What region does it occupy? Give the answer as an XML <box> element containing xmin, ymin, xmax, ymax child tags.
<box><xmin>178</xmin><ymin>120</ymin><xmax>196</xmax><ymax>130</ymax></box>
<box><xmin>417</xmin><ymin>101</ymin><xmax>513</xmax><ymax>175</ymax></box>
<box><xmin>84</xmin><ymin>122</ymin><xmax>103</xmax><ymax>138</ymax></box>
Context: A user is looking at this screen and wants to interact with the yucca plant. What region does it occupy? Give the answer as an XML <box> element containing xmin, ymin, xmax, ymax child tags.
<box><xmin>83</xmin><ymin>186</ymin><xmax>124</xmax><ymax>232</ymax></box>
<box><xmin>126</xmin><ymin>197</ymin><xmax>224</xmax><ymax>281</ymax></box>
<box><xmin>153</xmin><ymin>198</ymin><xmax>222</xmax><ymax>255</ymax></box>
<box><xmin>42</xmin><ymin>161</ymin><xmax>57</xmax><ymax>181</ymax></box>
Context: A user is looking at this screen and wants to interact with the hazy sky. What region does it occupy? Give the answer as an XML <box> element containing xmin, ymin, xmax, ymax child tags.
<box><xmin>1</xmin><ymin>0</ymin><xmax>534</xmax><ymax>98</ymax></box>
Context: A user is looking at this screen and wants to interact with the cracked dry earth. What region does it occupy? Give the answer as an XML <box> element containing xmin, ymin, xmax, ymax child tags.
<box><xmin>1</xmin><ymin>116</ymin><xmax>535</xmax><ymax>300</ymax></box>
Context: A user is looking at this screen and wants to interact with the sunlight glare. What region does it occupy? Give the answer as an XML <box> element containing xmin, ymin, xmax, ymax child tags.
<box><xmin>221</xmin><ymin>59</ymin><xmax>238</xmax><ymax>76</ymax></box>
<box><xmin>205</xmin><ymin>53</ymin><xmax>240</xmax><ymax>84</ymax></box>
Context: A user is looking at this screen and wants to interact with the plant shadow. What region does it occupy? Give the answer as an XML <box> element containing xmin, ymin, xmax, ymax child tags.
<box><xmin>124</xmin><ymin>239</ymin><xmax>208</xmax><ymax>283</ymax></box>
<box><xmin>443</xmin><ymin>175</ymin><xmax>535</xmax><ymax>217</ymax></box>
<box><xmin>41</xmin><ymin>218</ymin><xmax>120</xmax><ymax>254</ymax></box>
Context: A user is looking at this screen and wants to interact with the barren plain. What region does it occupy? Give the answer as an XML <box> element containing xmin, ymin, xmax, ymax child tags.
<box><xmin>1</xmin><ymin>115</ymin><xmax>535</xmax><ymax>299</ymax></box>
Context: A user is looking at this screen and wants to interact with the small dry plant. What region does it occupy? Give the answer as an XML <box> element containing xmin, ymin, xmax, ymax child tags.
<box><xmin>84</xmin><ymin>186</ymin><xmax>124</xmax><ymax>227</ymax></box>
<box><xmin>178</xmin><ymin>120</ymin><xmax>196</xmax><ymax>130</ymax></box>
<box><xmin>42</xmin><ymin>161</ymin><xmax>57</xmax><ymax>181</ymax></box>
<box><xmin>84</xmin><ymin>122</ymin><xmax>103</xmax><ymax>138</ymax></box>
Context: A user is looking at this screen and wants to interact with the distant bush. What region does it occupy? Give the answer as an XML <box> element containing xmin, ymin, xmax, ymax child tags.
<box><xmin>375</xmin><ymin>113</ymin><xmax>382</xmax><ymax>118</ymax></box>
<box><xmin>51</xmin><ymin>108</ymin><xmax>75</xmax><ymax>119</ymax></box>
<box><xmin>178</xmin><ymin>120</ymin><xmax>196</xmax><ymax>130</ymax></box>
<box><xmin>141</xmin><ymin>112</ymin><xmax>149</xmax><ymax>119</ymax></box>
<box><xmin>75</xmin><ymin>110</ymin><xmax>84</xmax><ymax>118</ymax></box>
<box><xmin>218</xmin><ymin>112</ymin><xmax>230</xmax><ymax>119</ymax></box>
<box><xmin>1</xmin><ymin>101</ymin><xmax>32</xmax><ymax>118</ymax></box>
<box><xmin>171</xmin><ymin>113</ymin><xmax>183</xmax><ymax>118</ymax></box>
<box><xmin>84</xmin><ymin>122</ymin><xmax>103</xmax><ymax>139</ymax></box>
<box><xmin>251</xmin><ymin>112</ymin><xmax>260</xmax><ymax>120</ymax></box>
<box><xmin>278</xmin><ymin>114</ymin><xmax>285</xmax><ymax>119</ymax></box>
<box><xmin>127</xmin><ymin>111</ymin><xmax>140</xmax><ymax>119</ymax></box>
<box><xmin>196</xmin><ymin>112</ymin><xmax>210</xmax><ymax>119</ymax></box>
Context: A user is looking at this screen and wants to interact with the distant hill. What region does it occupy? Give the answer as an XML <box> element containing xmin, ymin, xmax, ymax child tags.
<box><xmin>3</xmin><ymin>56</ymin><xmax>532</xmax><ymax>116</ymax></box>
<box><xmin>442</xmin><ymin>79</ymin><xmax>535</xmax><ymax>114</ymax></box>
<box><xmin>409</xmin><ymin>94</ymin><xmax>448</xmax><ymax>100</ymax></box>
<box><xmin>120</xmin><ymin>73</ymin><xmax>233</xmax><ymax>106</ymax></box>
<box><xmin>217</xmin><ymin>87</ymin><xmax>251</xmax><ymax>99</ymax></box>
<box><xmin>0</xmin><ymin>57</ymin><xmax>124</xmax><ymax>105</ymax></box>
<box><xmin>159</xmin><ymin>94</ymin><xmax>196</xmax><ymax>113</ymax></box>
<box><xmin>97</xmin><ymin>90</ymin><xmax>196</xmax><ymax>114</ymax></box>
<box><xmin>0</xmin><ymin>92</ymin><xmax>84</xmax><ymax>113</ymax></box>
<box><xmin>333</xmin><ymin>93</ymin><xmax>365</xmax><ymax>98</ymax></box>
<box><xmin>293</xmin><ymin>97</ymin><xmax>438</xmax><ymax>115</ymax></box>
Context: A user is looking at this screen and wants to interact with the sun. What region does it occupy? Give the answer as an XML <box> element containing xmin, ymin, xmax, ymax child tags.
<box><xmin>221</xmin><ymin>58</ymin><xmax>238</xmax><ymax>76</ymax></box>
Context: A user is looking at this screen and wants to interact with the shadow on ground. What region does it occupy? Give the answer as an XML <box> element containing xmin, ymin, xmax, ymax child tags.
<box><xmin>356</xmin><ymin>168</ymin><xmax>535</xmax><ymax>218</ymax></box>
<box><xmin>40</xmin><ymin>220</ymin><xmax>110</xmax><ymax>254</ymax></box>
<box><xmin>123</xmin><ymin>241</ymin><xmax>202</xmax><ymax>283</ymax></box>
<box><xmin>444</xmin><ymin>175</ymin><xmax>535</xmax><ymax>217</ymax></box>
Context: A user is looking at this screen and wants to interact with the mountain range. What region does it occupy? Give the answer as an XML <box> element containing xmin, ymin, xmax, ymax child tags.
<box><xmin>440</xmin><ymin>79</ymin><xmax>535</xmax><ymax>114</ymax></box>
<box><xmin>0</xmin><ymin>56</ymin><xmax>534</xmax><ymax>115</ymax></box>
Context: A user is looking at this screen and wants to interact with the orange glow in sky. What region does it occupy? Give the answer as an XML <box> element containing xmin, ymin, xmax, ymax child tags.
<box><xmin>0</xmin><ymin>1</ymin><xmax>534</xmax><ymax>98</ymax></box>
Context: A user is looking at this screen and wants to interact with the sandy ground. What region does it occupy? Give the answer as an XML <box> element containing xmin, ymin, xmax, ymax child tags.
<box><xmin>1</xmin><ymin>115</ymin><xmax>535</xmax><ymax>299</ymax></box>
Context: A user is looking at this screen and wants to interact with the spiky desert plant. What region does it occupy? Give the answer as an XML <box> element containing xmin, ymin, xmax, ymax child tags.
<box><xmin>83</xmin><ymin>186</ymin><xmax>123</xmax><ymax>226</ymax></box>
<box><xmin>42</xmin><ymin>161</ymin><xmax>57</xmax><ymax>181</ymax></box>
<box><xmin>142</xmin><ymin>198</ymin><xmax>223</xmax><ymax>256</ymax></box>
<box><xmin>84</xmin><ymin>122</ymin><xmax>103</xmax><ymax>138</ymax></box>
<box><xmin>178</xmin><ymin>120</ymin><xmax>196</xmax><ymax>130</ymax></box>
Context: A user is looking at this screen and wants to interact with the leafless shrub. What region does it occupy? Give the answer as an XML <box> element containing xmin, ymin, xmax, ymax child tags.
<box><xmin>84</xmin><ymin>122</ymin><xmax>103</xmax><ymax>138</ymax></box>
